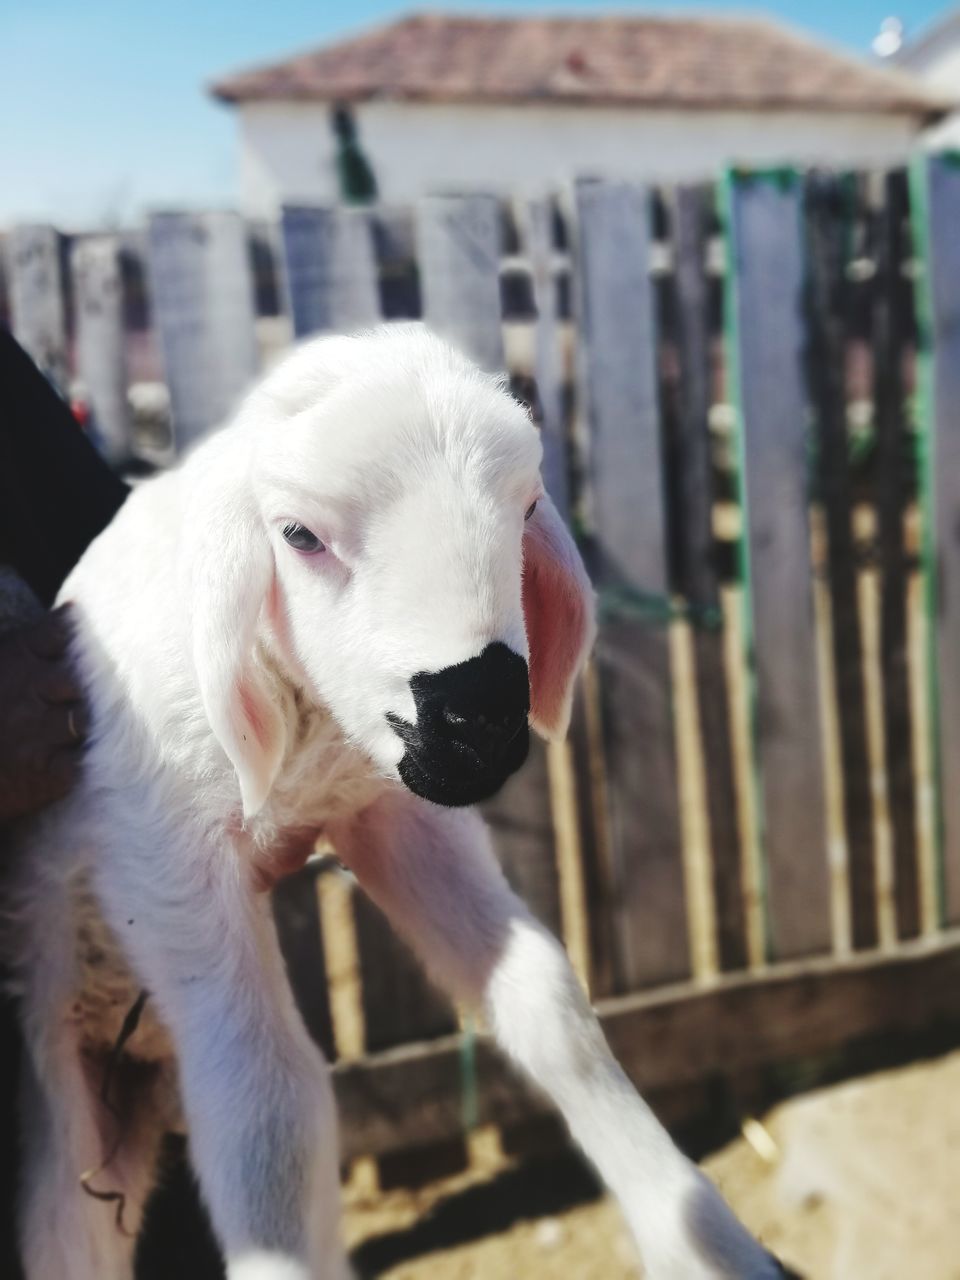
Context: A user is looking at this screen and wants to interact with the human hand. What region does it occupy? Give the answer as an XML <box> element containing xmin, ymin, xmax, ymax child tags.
<box><xmin>0</xmin><ymin>608</ymin><xmax>88</xmax><ymax>823</ymax></box>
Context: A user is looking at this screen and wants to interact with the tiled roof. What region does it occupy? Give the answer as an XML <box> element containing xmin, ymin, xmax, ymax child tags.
<box><xmin>210</xmin><ymin>13</ymin><xmax>948</xmax><ymax>118</ymax></box>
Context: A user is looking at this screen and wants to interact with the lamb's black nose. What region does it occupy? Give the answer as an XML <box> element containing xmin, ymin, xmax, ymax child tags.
<box><xmin>441</xmin><ymin>700</ymin><xmax>528</xmax><ymax>764</ymax></box>
<box><xmin>389</xmin><ymin>642</ymin><xmax>531</xmax><ymax>807</ymax></box>
<box><xmin>421</xmin><ymin>642</ymin><xmax>529</xmax><ymax>766</ymax></box>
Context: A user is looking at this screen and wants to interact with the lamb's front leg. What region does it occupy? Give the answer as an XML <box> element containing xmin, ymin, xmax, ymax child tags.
<box><xmin>332</xmin><ymin>795</ymin><xmax>789</xmax><ymax>1280</ymax></box>
<box><xmin>95</xmin><ymin>831</ymin><xmax>348</xmax><ymax>1280</ymax></box>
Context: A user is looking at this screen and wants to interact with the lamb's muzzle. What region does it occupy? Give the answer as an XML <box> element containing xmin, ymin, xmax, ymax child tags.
<box><xmin>387</xmin><ymin>641</ymin><xmax>530</xmax><ymax>806</ymax></box>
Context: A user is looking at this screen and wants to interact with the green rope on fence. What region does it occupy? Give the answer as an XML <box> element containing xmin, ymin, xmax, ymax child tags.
<box><xmin>459</xmin><ymin>1015</ymin><xmax>479</xmax><ymax>1132</ymax></box>
<box><xmin>596</xmin><ymin>584</ymin><xmax>722</xmax><ymax>631</ymax></box>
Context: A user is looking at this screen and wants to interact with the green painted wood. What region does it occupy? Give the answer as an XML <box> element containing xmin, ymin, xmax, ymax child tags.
<box><xmin>912</xmin><ymin>152</ymin><xmax>960</xmax><ymax>927</ymax></box>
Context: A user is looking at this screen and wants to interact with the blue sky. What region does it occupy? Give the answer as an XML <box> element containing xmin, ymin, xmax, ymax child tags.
<box><xmin>1</xmin><ymin>0</ymin><xmax>950</xmax><ymax>226</ymax></box>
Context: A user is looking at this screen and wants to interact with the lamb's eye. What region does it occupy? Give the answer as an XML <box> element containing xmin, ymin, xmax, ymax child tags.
<box><xmin>281</xmin><ymin>522</ymin><xmax>325</xmax><ymax>554</ymax></box>
<box><xmin>524</xmin><ymin>500</ymin><xmax>538</xmax><ymax>521</ymax></box>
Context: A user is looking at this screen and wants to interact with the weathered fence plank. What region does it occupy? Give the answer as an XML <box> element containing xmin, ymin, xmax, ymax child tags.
<box><xmin>333</xmin><ymin>933</ymin><xmax>960</xmax><ymax>1161</ymax></box>
<box><xmin>723</xmin><ymin>169</ymin><xmax>831</xmax><ymax>960</ymax></box>
<box><xmin>912</xmin><ymin>152</ymin><xmax>960</xmax><ymax>927</ymax></box>
<box><xmin>517</xmin><ymin>196</ymin><xmax>593</xmax><ymax>978</ymax></box>
<box><xmin>273</xmin><ymin>861</ymin><xmax>337</xmax><ymax>1062</ymax></box>
<box><xmin>371</xmin><ymin>207</ymin><xmax>422</xmax><ymax>319</ymax></box>
<box><xmin>146</xmin><ymin>210</ymin><xmax>259</xmax><ymax>450</ymax></box>
<box><xmin>339</xmin><ymin>192</ymin><xmax>562</xmax><ymax>1047</ymax></box>
<box><xmin>71</xmin><ymin>237</ymin><xmax>130</xmax><ymax>463</ymax></box>
<box><xmin>322</xmin><ymin>185</ymin><xmax>466</xmax><ymax>1048</ymax></box>
<box><xmin>485</xmin><ymin>739</ymin><xmax>564</xmax><ymax>939</ymax></box>
<box><xmin>872</xmin><ymin>169</ymin><xmax>921</xmax><ymax>940</ymax></box>
<box><xmin>416</xmin><ymin>190</ymin><xmax>564</xmax><ymax>939</ymax></box>
<box><xmin>6</xmin><ymin>224</ymin><xmax>68</xmax><ymax>393</ymax></box>
<box><xmin>279</xmin><ymin>206</ymin><xmax>380</xmax><ymax>338</ymax></box>
<box><xmin>805</xmin><ymin>174</ymin><xmax>878</xmax><ymax>950</ymax></box>
<box><xmin>574</xmin><ymin>178</ymin><xmax>690</xmax><ymax>990</ymax></box>
<box><xmin>671</xmin><ymin>184</ymin><xmax>748</xmax><ymax>972</ymax></box>
<box><xmin>416</xmin><ymin>194</ymin><xmax>504</xmax><ymax>372</ymax></box>
<box><xmin>352</xmin><ymin>891</ymin><xmax>458</xmax><ymax>1054</ymax></box>
<box><xmin>521</xmin><ymin>196</ymin><xmax>569</xmax><ymax>520</ymax></box>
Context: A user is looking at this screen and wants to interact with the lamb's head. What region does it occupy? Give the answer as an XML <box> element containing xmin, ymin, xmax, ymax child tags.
<box><xmin>189</xmin><ymin>325</ymin><xmax>594</xmax><ymax>819</ymax></box>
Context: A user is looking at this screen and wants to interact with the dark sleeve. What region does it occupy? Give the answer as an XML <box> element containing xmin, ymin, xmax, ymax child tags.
<box><xmin>0</xmin><ymin>329</ymin><xmax>129</xmax><ymax>606</ymax></box>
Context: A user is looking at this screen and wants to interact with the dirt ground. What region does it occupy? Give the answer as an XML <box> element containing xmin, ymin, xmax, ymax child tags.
<box><xmin>343</xmin><ymin>1048</ymin><xmax>960</xmax><ymax>1279</ymax></box>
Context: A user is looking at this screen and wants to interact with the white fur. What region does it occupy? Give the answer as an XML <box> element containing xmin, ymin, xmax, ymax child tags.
<box><xmin>6</xmin><ymin>326</ymin><xmax>779</xmax><ymax>1278</ymax></box>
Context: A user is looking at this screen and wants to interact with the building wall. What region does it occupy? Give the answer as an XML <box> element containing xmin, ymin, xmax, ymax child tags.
<box><xmin>236</xmin><ymin>100</ymin><xmax>922</xmax><ymax>216</ymax></box>
<box><xmin>896</xmin><ymin>36</ymin><xmax>960</xmax><ymax>148</ymax></box>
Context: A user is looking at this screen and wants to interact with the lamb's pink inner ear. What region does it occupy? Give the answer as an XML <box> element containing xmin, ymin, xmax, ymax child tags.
<box><xmin>237</xmin><ymin>680</ymin><xmax>269</xmax><ymax>750</ymax></box>
<box><xmin>191</xmin><ymin>497</ymin><xmax>287</xmax><ymax>821</ymax></box>
<box><xmin>522</xmin><ymin>499</ymin><xmax>596</xmax><ymax>741</ymax></box>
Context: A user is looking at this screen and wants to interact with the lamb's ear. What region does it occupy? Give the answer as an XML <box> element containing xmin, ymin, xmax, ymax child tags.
<box><xmin>522</xmin><ymin>494</ymin><xmax>596</xmax><ymax>740</ymax></box>
<box><xmin>189</xmin><ymin>487</ymin><xmax>286</xmax><ymax>821</ymax></box>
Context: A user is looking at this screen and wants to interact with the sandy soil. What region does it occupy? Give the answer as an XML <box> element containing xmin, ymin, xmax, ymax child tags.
<box><xmin>343</xmin><ymin>1049</ymin><xmax>960</xmax><ymax>1278</ymax></box>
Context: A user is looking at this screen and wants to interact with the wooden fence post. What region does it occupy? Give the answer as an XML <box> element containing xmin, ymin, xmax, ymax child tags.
<box><xmin>516</xmin><ymin>196</ymin><xmax>598</xmax><ymax>988</ymax></box>
<box><xmin>416</xmin><ymin>191</ymin><xmax>564</xmax><ymax>942</ymax></box>
<box><xmin>670</xmin><ymin>185</ymin><xmax>748</xmax><ymax>972</ymax></box>
<box><xmin>6</xmin><ymin>224</ymin><xmax>68</xmax><ymax>393</ymax></box>
<box><xmin>272</xmin><ymin>863</ymin><xmax>338</xmax><ymax>1062</ymax></box>
<box><xmin>574</xmin><ymin>178</ymin><xmax>690</xmax><ymax>990</ymax></box>
<box><xmin>279</xmin><ymin>206</ymin><xmax>380</xmax><ymax>338</ymax></box>
<box><xmin>146</xmin><ymin>211</ymin><xmax>259</xmax><ymax>451</ymax></box>
<box><xmin>872</xmin><ymin>169</ymin><xmax>921</xmax><ymax>941</ymax></box>
<box><xmin>335</xmin><ymin>191</ymin><xmax>517</xmax><ymax>1062</ymax></box>
<box><xmin>416</xmin><ymin>194</ymin><xmax>504</xmax><ymax>372</ymax></box>
<box><xmin>372</xmin><ymin>207</ymin><xmax>422</xmax><ymax>320</ymax></box>
<box><xmin>267</xmin><ymin>199</ymin><xmax>458</xmax><ymax>1061</ymax></box>
<box><xmin>804</xmin><ymin>174</ymin><xmax>878</xmax><ymax>950</ymax></box>
<box><xmin>911</xmin><ymin>152</ymin><xmax>960</xmax><ymax>927</ymax></box>
<box><xmin>71</xmin><ymin>237</ymin><xmax>130</xmax><ymax>464</ymax></box>
<box><xmin>722</xmin><ymin>168</ymin><xmax>831</xmax><ymax>960</ymax></box>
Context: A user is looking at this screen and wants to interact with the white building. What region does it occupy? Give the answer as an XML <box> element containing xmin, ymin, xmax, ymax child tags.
<box><xmin>891</xmin><ymin>9</ymin><xmax>960</xmax><ymax>148</ymax></box>
<box><xmin>210</xmin><ymin>13</ymin><xmax>949</xmax><ymax>217</ymax></box>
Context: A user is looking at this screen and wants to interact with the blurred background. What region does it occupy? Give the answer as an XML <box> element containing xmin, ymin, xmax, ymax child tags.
<box><xmin>4</xmin><ymin>2</ymin><xmax>960</xmax><ymax>1276</ymax></box>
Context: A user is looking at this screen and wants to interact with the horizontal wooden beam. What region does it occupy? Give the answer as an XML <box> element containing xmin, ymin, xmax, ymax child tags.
<box><xmin>332</xmin><ymin>934</ymin><xmax>960</xmax><ymax>1161</ymax></box>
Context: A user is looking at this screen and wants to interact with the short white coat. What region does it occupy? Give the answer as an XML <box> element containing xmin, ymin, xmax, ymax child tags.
<box><xmin>6</xmin><ymin>326</ymin><xmax>785</xmax><ymax>1279</ymax></box>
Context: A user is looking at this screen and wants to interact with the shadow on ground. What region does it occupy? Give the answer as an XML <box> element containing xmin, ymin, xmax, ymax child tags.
<box><xmin>350</xmin><ymin>1152</ymin><xmax>602</xmax><ymax>1278</ymax></box>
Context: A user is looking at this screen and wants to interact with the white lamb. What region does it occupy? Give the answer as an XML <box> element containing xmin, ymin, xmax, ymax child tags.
<box><xmin>5</xmin><ymin>325</ymin><xmax>792</xmax><ymax>1279</ymax></box>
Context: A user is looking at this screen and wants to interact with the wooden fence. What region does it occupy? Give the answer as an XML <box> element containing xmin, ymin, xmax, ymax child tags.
<box><xmin>5</xmin><ymin>155</ymin><xmax>960</xmax><ymax>1169</ymax></box>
